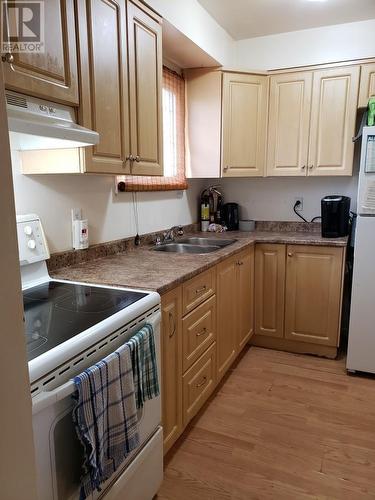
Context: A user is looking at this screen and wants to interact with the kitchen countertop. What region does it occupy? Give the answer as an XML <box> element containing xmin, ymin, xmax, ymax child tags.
<box><xmin>51</xmin><ymin>229</ymin><xmax>348</xmax><ymax>295</ymax></box>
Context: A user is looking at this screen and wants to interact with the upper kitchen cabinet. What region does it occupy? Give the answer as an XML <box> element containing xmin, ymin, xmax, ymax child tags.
<box><xmin>308</xmin><ymin>66</ymin><xmax>360</xmax><ymax>176</ymax></box>
<box><xmin>268</xmin><ymin>66</ymin><xmax>360</xmax><ymax>177</ymax></box>
<box><xmin>222</xmin><ymin>72</ymin><xmax>268</xmax><ymax>177</ymax></box>
<box><xmin>127</xmin><ymin>1</ymin><xmax>163</xmax><ymax>176</ymax></box>
<box><xmin>185</xmin><ymin>69</ymin><xmax>222</xmax><ymax>178</ymax></box>
<box><xmin>1</xmin><ymin>0</ymin><xmax>79</xmax><ymax>105</ymax></box>
<box><xmin>77</xmin><ymin>0</ymin><xmax>130</xmax><ymax>174</ymax></box>
<box><xmin>358</xmin><ymin>63</ymin><xmax>375</xmax><ymax>108</ymax></box>
<box><xmin>267</xmin><ymin>72</ymin><xmax>312</xmax><ymax>177</ymax></box>
<box><xmin>185</xmin><ymin>69</ymin><xmax>268</xmax><ymax>178</ymax></box>
<box><xmin>77</xmin><ymin>0</ymin><xmax>163</xmax><ymax>175</ymax></box>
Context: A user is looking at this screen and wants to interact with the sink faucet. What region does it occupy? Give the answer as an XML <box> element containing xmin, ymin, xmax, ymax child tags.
<box><xmin>164</xmin><ymin>226</ymin><xmax>181</xmax><ymax>242</ymax></box>
<box><xmin>155</xmin><ymin>225</ymin><xmax>184</xmax><ymax>245</ymax></box>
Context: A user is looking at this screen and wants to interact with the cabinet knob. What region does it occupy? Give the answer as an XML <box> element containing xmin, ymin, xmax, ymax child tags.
<box><xmin>196</xmin><ymin>327</ymin><xmax>207</xmax><ymax>337</ymax></box>
<box><xmin>196</xmin><ymin>376</ymin><xmax>207</xmax><ymax>388</ymax></box>
<box><xmin>223</xmin><ymin>166</ymin><xmax>229</xmax><ymax>172</ymax></box>
<box><xmin>301</xmin><ymin>165</ymin><xmax>306</xmax><ymax>170</ymax></box>
<box><xmin>126</xmin><ymin>154</ymin><xmax>134</xmax><ymax>162</ymax></box>
<box><xmin>135</xmin><ymin>155</ymin><xmax>140</xmax><ymax>162</ymax></box>
<box><xmin>288</xmin><ymin>252</ymin><xmax>293</xmax><ymax>257</ymax></box>
<box><xmin>195</xmin><ymin>285</ymin><xmax>207</xmax><ymax>294</ymax></box>
<box><xmin>309</xmin><ymin>164</ymin><xmax>314</xmax><ymax>170</ymax></box>
<box><xmin>2</xmin><ymin>52</ymin><xmax>14</xmax><ymax>64</ymax></box>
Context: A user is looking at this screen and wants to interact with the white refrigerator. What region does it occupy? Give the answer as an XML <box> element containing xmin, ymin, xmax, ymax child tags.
<box><xmin>347</xmin><ymin>126</ymin><xmax>375</xmax><ymax>373</ymax></box>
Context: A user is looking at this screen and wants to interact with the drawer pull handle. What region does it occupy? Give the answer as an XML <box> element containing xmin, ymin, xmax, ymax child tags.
<box><xmin>196</xmin><ymin>327</ymin><xmax>207</xmax><ymax>337</ymax></box>
<box><xmin>195</xmin><ymin>285</ymin><xmax>207</xmax><ymax>294</ymax></box>
<box><xmin>168</xmin><ymin>312</ymin><xmax>176</xmax><ymax>338</ymax></box>
<box><xmin>196</xmin><ymin>376</ymin><xmax>207</xmax><ymax>388</ymax></box>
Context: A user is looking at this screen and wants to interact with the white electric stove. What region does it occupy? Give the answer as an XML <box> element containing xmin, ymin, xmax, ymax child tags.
<box><xmin>17</xmin><ymin>214</ymin><xmax>163</xmax><ymax>500</ymax></box>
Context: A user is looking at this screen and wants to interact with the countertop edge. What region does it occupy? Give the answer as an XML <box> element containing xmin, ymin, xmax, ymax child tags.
<box><xmin>51</xmin><ymin>231</ymin><xmax>348</xmax><ymax>296</ymax></box>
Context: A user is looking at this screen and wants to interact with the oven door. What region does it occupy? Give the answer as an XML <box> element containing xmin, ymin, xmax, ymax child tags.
<box><xmin>32</xmin><ymin>313</ymin><xmax>161</xmax><ymax>500</ymax></box>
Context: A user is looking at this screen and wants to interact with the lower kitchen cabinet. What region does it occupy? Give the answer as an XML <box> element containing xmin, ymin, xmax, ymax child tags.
<box><xmin>285</xmin><ymin>245</ymin><xmax>344</xmax><ymax>346</ymax></box>
<box><xmin>237</xmin><ymin>246</ymin><xmax>255</xmax><ymax>350</ymax></box>
<box><xmin>217</xmin><ymin>247</ymin><xmax>255</xmax><ymax>381</ymax></box>
<box><xmin>216</xmin><ymin>255</ymin><xmax>238</xmax><ymax>380</ymax></box>
<box><xmin>182</xmin><ymin>295</ymin><xmax>216</xmax><ymax>372</ymax></box>
<box><xmin>255</xmin><ymin>244</ymin><xmax>286</xmax><ymax>338</ymax></box>
<box><xmin>161</xmin><ymin>287</ymin><xmax>182</xmax><ymax>455</ymax></box>
<box><xmin>253</xmin><ymin>243</ymin><xmax>346</xmax><ymax>357</ymax></box>
<box><xmin>182</xmin><ymin>342</ymin><xmax>216</xmax><ymax>426</ymax></box>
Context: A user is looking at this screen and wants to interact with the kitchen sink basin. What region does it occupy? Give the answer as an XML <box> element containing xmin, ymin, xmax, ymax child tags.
<box><xmin>153</xmin><ymin>243</ymin><xmax>221</xmax><ymax>254</ymax></box>
<box><xmin>177</xmin><ymin>237</ymin><xmax>237</xmax><ymax>247</ymax></box>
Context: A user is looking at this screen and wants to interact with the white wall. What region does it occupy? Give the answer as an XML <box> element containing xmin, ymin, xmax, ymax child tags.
<box><xmin>147</xmin><ymin>0</ymin><xmax>235</xmax><ymax>66</ymax></box>
<box><xmin>11</xmin><ymin>151</ymin><xmax>203</xmax><ymax>253</ymax></box>
<box><xmin>220</xmin><ymin>175</ymin><xmax>358</xmax><ymax>223</ymax></box>
<box><xmin>236</xmin><ymin>19</ymin><xmax>375</xmax><ymax>70</ymax></box>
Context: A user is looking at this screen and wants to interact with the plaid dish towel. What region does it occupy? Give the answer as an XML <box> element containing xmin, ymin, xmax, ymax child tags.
<box><xmin>127</xmin><ymin>323</ymin><xmax>160</xmax><ymax>409</ymax></box>
<box><xmin>72</xmin><ymin>343</ymin><xmax>140</xmax><ymax>500</ymax></box>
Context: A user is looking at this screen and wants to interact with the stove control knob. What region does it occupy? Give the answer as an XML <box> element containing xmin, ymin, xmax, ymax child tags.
<box><xmin>24</xmin><ymin>225</ymin><xmax>33</xmax><ymax>236</ymax></box>
<box><xmin>27</xmin><ymin>239</ymin><xmax>36</xmax><ymax>250</ymax></box>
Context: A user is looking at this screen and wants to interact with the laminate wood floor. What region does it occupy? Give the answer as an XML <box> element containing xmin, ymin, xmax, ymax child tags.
<box><xmin>157</xmin><ymin>346</ymin><xmax>375</xmax><ymax>500</ymax></box>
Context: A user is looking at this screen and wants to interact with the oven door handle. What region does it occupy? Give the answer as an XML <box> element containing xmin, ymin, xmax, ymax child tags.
<box><xmin>32</xmin><ymin>380</ymin><xmax>76</xmax><ymax>415</ymax></box>
<box><xmin>32</xmin><ymin>310</ymin><xmax>161</xmax><ymax>416</ymax></box>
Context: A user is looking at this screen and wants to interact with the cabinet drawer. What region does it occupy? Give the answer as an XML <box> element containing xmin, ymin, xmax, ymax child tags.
<box><xmin>182</xmin><ymin>268</ymin><xmax>216</xmax><ymax>315</ymax></box>
<box><xmin>182</xmin><ymin>295</ymin><xmax>216</xmax><ymax>372</ymax></box>
<box><xmin>183</xmin><ymin>343</ymin><xmax>216</xmax><ymax>426</ymax></box>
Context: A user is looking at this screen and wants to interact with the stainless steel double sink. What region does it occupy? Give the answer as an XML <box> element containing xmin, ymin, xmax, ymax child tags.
<box><xmin>152</xmin><ymin>237</ymin><xmax>237</xmax><ymax>254</ymax></box>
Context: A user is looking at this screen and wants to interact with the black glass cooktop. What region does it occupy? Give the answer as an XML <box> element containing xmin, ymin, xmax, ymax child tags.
<box><xmin>23</xmin><ymin>281</ymin><xmax>147</xmax><ymax>362</ymax></box>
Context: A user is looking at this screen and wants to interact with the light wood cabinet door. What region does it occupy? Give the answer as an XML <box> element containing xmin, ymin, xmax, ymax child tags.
<box><xmin>285</xmin><ymin>245</ymin><xmax>344</xmax><ymax>346</ymax></box>
<box><xmin>182</xmin><ymin>267</ymin><xmax>216</xmax><ymax>316</ymax></box>
<box><xmin>308</xmin><ymin>66</ymin><xmax>360</xmax><ymax>176</ymax></box>
<box><xmin>182</xmin><ymin>295</ymin><xmax>216</xmax><ymax>372</ymax></box>
<box><xmin>161</xmin><ymin>287</ymin><xmax>183</xmax><ymax>454</ymax></box>
<box><xmin>127</xmin><ymin>1</ymin><xmax>163</xmax><ymax>176</ymax></box>
<box><xmin>182</xmin><ymin>342</ymin><xmax>216</xmax><ymax>426</ymax></box>
<box><xmin>222</xmin><ymin>72</ymin><xmax>268</xmax><ymax>177</ymax></box>
<box><xmin>77</xmin><ymin>0</ymin><xmax>130</xmax><ymax>174</ymax></box>
<box><xmin>216</xmin><ymin>255</ymin><xmax>237</xmax><ymax>380</ymax></box>
<box><xmin>2</xmin><ymin>0</ymin><xmax>79</xmax><ymax>105</ymax></box>
<box><xmin>255</xmin><ymin>244</ymin><xmax>286</xmax><ymax>338</ymax></box>
<box><xmin>359</xmin><ymin>63</ymin><xmax>375</xmax><ymax>108</ymax></box>
<box><xmin>267</xmin><ymin>72</ymin><xmax>312</xmax><ymax>177</ymax></box>
<box><xmin>237</xmin><ymin>247</ymin><xmax>255</xmax><ymax>350</ymax></box>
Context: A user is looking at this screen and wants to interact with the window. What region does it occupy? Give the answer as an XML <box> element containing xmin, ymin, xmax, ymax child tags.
<box><xmin>122</xmin><ymin>66</ymin><xmax>187</xmax><ymax>191</ymax></box>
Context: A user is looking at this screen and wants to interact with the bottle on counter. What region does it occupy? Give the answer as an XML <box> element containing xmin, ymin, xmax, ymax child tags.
<box><xmin>200</xmin><ymin>189</ymin><xmax>210</xmax><ymax>231</ymax></box>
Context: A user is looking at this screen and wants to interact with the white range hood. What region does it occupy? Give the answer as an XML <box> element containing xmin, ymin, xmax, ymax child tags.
<box><xmin>6</xmin><ymin>91</ymin><xmax>99</xmax><ymax>151</ymax></box>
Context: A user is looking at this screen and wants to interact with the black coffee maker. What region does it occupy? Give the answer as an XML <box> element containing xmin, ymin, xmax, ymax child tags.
<box><xmin>321</xmin><ymin>195</ymin><xmax>351</xmax><ymax>238</ymax></box>
<box><xmin>223</xmin><ymin>203</ymin><xmax>239</xmax><ymax>231</ymax></box>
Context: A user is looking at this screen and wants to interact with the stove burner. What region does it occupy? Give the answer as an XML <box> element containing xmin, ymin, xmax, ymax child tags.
<box><xmin>54</xmin><ymin>288</ymin><xmax>125</xmax><ymax>314</ymax></box>
<box><xmin>23</xmin><ymin>281</ymin><xmax>148</xmax><ymax>361</ymax></box>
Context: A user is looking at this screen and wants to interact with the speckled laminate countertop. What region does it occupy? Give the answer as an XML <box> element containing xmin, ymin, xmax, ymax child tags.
<box><xmin>51</xmin><ymin>229</ymin><xmax>348</xmax><ymax>295</ymax></box>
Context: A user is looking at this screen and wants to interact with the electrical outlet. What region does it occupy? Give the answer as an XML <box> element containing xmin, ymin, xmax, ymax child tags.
<box><xmin>294</xmin><ymin>197</ymin><xmax>303</xmax><ymax>212</ymax></box>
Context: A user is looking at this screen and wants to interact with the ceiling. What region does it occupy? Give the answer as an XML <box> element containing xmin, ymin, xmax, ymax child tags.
<box><xmin>197</xmin><ymin>0</ymin><xmax>375</xmax><ymax>40</ymax></box>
